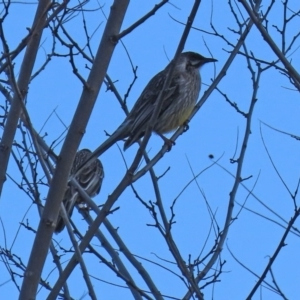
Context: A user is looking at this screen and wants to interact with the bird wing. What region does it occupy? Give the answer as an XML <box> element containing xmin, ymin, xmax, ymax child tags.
<box><xmin>55</xmin><ymin>150</ymin><xmax>104</xmax><ymax>233</ymax></box>
<box><xmin>124</xmin><ymin>70</ymin><xmax>180</xmax><ymax>148</ymax></box>
<box><xmin>76</xmin><ymin>159</ymin><xmax>104</xmax><ymax>197</ymax></box>
<box><xmin>71</xmin><ymin>150</ymin><xmax>104</xmax><ymax>198</ymax></box>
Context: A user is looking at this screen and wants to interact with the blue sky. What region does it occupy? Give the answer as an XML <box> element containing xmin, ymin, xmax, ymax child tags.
<box><xmin>1</xmin><ymin>0</ymin><xmax>300</xmax><ymax>299</ymax></box>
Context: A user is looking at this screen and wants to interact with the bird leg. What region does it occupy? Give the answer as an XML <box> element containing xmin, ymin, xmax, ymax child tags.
<box><xmin>157</xmin><ymin>133</ymin><xmax>175</xmax><ymax>151</ymax></box>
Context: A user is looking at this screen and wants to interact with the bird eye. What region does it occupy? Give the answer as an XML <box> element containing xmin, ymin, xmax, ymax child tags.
<box><xmin>187</xmin><ymin>61</ymin><xmax>194</xmax><ymax>69</ymax></box>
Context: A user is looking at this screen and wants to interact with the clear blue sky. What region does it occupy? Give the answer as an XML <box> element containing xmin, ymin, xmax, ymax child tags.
<box><xmin>1</xmin><ymin>0</ymin><xmax>300</xmax><ymax>299</ymax></box>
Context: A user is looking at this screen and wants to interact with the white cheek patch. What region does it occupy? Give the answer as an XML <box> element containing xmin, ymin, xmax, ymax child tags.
<box><xmin>191</xmin><ymin>60</ymin><xmax>201</xmax><ymax>67</ymax></box>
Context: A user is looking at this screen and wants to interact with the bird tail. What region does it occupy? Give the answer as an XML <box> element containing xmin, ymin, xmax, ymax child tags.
<box><xmin>75</xmin><ymin>121</ymin><xmax>129</xmax><ymax>176</ymax></box>
<box><xmin>55</xmin><ymin>191</ymin><xmax>78</xmax><ymax>233</ymax></box>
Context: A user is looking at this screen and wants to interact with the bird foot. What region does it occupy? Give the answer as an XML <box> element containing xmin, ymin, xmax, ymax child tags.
<box><xmin>183</xmin><ymin>122</ymin><xmax>190</xmax><ymax>132</ymax></box>
<box><xmin>165</xmin><ymin>139</ymin><xmax>175</xmax><ymax>151</ymax></box>
<box><xmin>158</xmin><ymin>133</ymin><xmax>175</xmax><ymax>151</ymax></box>
<box><xmin>77</xmin><ymin>202</ymin><xmax>89</xmax><ymax>210</ymax></box>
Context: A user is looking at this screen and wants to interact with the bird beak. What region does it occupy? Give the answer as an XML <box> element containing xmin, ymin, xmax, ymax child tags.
<box><xmin>191</xmin><ymin>57</ymin><xmax>217</xmax><ymax>68</ymax></box>
<box><xmin>203</xmin><ymin>57</ymin><xmax>218</xmax><ymax>64</ymax></box>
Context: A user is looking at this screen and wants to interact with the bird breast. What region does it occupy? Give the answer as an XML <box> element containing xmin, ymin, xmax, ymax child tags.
<box><xmin>154</xmin><ymin>70</ymin><xmax>201</xmax><ymax>133</ymax></box>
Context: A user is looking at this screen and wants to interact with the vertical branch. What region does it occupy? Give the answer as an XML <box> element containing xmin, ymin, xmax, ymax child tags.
<box><xmin>182</xmin><ymin>1</ymin><xmax>262</xmax><ymax>298</ymax></box>
<box><xmin>0</xmin><ymin>0</ymin><xmax>51</xmax><ymax>196</ymax></box>
<box><xmin>48</xmin><ymin>0</ymin><xmax>204</xmax><ymax>297</ymax></box>
<box><xmin>19</xmin><ymin>1</ymin><xmax>130</xmax><ymax>299</ymax></box>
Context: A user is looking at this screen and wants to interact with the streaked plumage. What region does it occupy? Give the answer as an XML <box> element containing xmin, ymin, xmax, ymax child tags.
<box><xmin>76</xmin><ymin>52</ymin><xmax>217</xmax><ymax>173</ymax></box>
<box><xmin>55</xmin><ymin>149</ymin><xmax>104</xmax><ymax>233</ymax></box>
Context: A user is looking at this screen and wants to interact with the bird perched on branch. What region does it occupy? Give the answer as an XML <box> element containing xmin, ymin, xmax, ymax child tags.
<box><xmin>77</xmin><ymin>51</ymin><xmax>217</xmax><ymax>173</ymax></box>
<box><xmin>55</xmin><ymin>149</ymin><xmax>104</xmax><ymax>233</ymax></box>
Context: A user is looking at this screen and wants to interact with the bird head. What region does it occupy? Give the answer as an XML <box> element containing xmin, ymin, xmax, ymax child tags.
<box><xmin>182</xmin><ymin>51</ymin><xmax>217</xmax><ymax>69</ymax></box>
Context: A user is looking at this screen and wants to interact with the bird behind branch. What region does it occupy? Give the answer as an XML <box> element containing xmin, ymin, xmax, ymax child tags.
<box><xmin>55</xmin><ymin>149</ymin><xmax>104</xmax><ymax>233</ymax></box>
<box><xmin>77</xmin><ymin>51</ymin><xmax>217</xmax><ymax>173</ymax></box>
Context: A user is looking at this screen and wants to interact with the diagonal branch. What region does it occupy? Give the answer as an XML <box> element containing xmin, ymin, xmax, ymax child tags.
<box><xmin>47</xmin><ymin>1</ymin><xmax>204</xmax><ymax>298</ymax></box>
<box><xmin>238</xmin><ymin>0</ymin><xmax>300</xmax><ymax>89</ymax></box>
<box><xmin>19</xmin><ymin>1</ymin><xmax>130</xmax><ymax>299</ymax></box>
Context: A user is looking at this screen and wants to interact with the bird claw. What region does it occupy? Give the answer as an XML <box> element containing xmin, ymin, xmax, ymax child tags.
<box><xmin>77</xmin><ymin>202</ymin><xmax>87</xmax><ymax>209</ymax></box>
<box><xmin>158</xmin><ymin>133</ymin><xmax>175</xmax><ymax>151</ymax></box>
<box><xmin>165</xmin><ymin>139</ymin><xmax>175</xmax><ymax>151</ymax></box>
<box><xmin>183</xmin><ymin>122</ymin><xmax>189</xmax><ymax>132</ymax></box>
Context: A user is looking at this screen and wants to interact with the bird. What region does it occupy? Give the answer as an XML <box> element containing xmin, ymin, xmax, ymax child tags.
<box><xmin>76</xmin><ymin>51</ymin><xmax>217</xmax><ymax>173</ymax></box>
<box><xmin>55</xmin><ymin>149</ymin><xmax>104</xmax><ymax>233</ymax></box>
